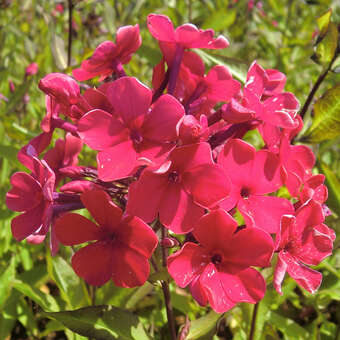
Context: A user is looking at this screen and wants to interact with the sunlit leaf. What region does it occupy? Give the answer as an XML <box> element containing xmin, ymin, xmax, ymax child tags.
<box><xmin>303</xmin><ymin>84</ymin><xmax>340</xmax><ymax>142</ymax></box>
<box><xmin>186</xmin><ymin>311</ymin><xmax>221</xmax><ymax>340</ymax></box>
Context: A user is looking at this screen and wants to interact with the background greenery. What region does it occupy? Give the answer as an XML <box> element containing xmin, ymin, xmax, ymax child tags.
<box><xmin>1</xmin><ymin>0</ymin><xmax>340</xmax><ymax>339</ymax></box>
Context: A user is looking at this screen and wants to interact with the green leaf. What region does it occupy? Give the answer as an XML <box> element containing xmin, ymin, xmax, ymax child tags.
<box><xmin>13</xmin><ymin>279</ymin><xmax>59</xmax><ymax>312</ymax></box>
<box><xmin>319</xmin><ymin>162</ymin><xmax>340</xmax><ymax>216</ymax></box>
<box><xmin>51</xmin><ymin>34</ymin><xmax>67</xmax><ymax>70</ymax></box>
<box><xmin>303</xmin><ymin>84</ymin><xmax>340</xmax><ymax>142</ymax></box>
<box><xmin>44</xmin><ymin>305</ymin><xmax>151</xmax><ymax>340</ymax></box>
<box><xmin>316</xmin><ymin>9</ymin><xmax>332</xmax><ymax>38</ymax></box>
<box><xmin>0</xmin><ymin>257</ymin><xmax>15</xmax><ymax>308</ymax></box>
<box><xmin>0</xmin><ymin>144</ymin><xmax>19</xmax><ymax>162</ymax></box>
<box><xmin>186</xmin><ymin>311</ymin><xmax>221</xmax><ymax>340</ymax></box>
<box><xmin>313</xmin><ymin>22</ymin><xmax>338</xmax><ymax>66</ymax></box>
<box><xmin>47</xmin><ymin>254</ymin><xmax>90</xmax><ymax>308</ymax></box>
<box><xmin>268</xmin><ymin>311</ymin><xmax>309</xmax><ymax>339</ymax></box>
<box><xmin>202</xmin><ymin>9</ymin><xmax>236</xmax><ymax>31</ymax></box>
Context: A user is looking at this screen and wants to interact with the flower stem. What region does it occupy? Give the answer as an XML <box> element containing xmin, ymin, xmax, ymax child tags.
<box><xmin>299</xmin><ymin>52</ymin><xmax>337</xmax><ymax>120</ymax></box>
<box><xmin>248</xmin><ymin>303</ymin><xmax>259</xmax><ymax>340</ymax></box>
<box><xmin>67</xmin><ymin>0</ymin><xmax>73</xmax><ymax>67</ymax></box>
<box><xmin>160</xmin><ymin>226</ymin><xmax>177</xmax><ymax>340</ymax></box>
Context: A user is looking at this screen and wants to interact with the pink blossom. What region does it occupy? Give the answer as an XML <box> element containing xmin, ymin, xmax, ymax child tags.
<box><xmin>25</xmin><ymin>62</ymin><xmax>39</xmax><ymax>76</ymax></box>
<box><xmin>167</xmin><ymin>209</ymin><xmax>274</xmax><ymax>313</ymax></box>
<box><xmin>78</xmin><ymin>76</ymin><xmax>185</xmax><ymax>181</ymax></box>
<box><xmin>127</xmin><ymin>142</ymin><xmax>230</xmax><ymax>233</ymax></box>
<box><xmin>274</xmin><ymin>200</ymin><xmax>335</xmax><ymax>294</ymax></box>
<box><xmin>73</xmin><ymin>25</ymin><xmax>141</xmax><ymax>81</ymax></box>
<box><xmin>218</xmin><ymin>138</ymin><xmax>293</xmax><ymax>234</ymax></box>
<box><xmin>147</xmin><ymin>14</ymin><xmax>229</xmax><ymax>49</ymax></box>
<box><xmin>55</xmin><ymin>190</ymin><xmax>158</xmax><ymax>287</ymax></box>
<box><xmin>6</xmin><ymin>149</ymin><xmax>55</xmax><ymax>242</ymax></box>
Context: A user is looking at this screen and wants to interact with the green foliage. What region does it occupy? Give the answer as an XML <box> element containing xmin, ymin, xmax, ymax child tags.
<box><xmin>44</xmin><ymin>305</ymin><xmax>151</xmax><ymax>340</ymax></box>
<box><xmin>304</xmin><ymin>84</ymin><xmax>340</xmax><ymax>142</ymax></box>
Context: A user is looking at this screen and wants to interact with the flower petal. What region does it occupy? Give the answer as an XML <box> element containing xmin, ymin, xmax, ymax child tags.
<box><xmin>97</xmin><ymin>141</ymin><xmax>136</xmax><ymax>181</ymax></box>
<box><xmin>71</xmin><ymin>242</ymin><xmax>113</xmax><ymax>286</ymax></box>
<box><xmin>199</xmin><ymin>263</ymin><xmax>236</xmax><ymax>313</ymax></box>
<box><xmin>111</xmin><ymin>245</ymin><xmax>150</xmax><ymax>287</ymax></box>
<box><xmin>167</xmin><ymin>242</ymin><xmax>209</xmax><ymax>287</ymax></box>
<box><xmin>55</xmin><ymin>213</ymin><xmax>102</xmax><ymax>245</ymax></box>
<box><xmin>193</xmin><ymin>209</ymin><xmax>237</xmax><ymax>252</ymax></box>
<box><xmin>117</xmin><ymin>215</ymin><xmax>158</xmax><ymax>257</ymax></box>
<box><xmin>280</xmin><ymin>251</ymin><xmax>322</xmax><ymax>294</ymax></box>
<box><xmin>6</xmin><ymin>172</ymin><xmax>42</xmax><ymax>212</ymax></box>
<box><xmin>219</xmin><ymin>267</ymin><xmax>266</xmax><ymax>303</ymax></box>
<box><xmin>80</xmin><ymin>190</ymin><xmax>123</xmax><ymax>229</ymax></box>
<box><xmin>147</xmin><ymin>14</ymin><xmax>175</xmax><ymax>42</ymax></box>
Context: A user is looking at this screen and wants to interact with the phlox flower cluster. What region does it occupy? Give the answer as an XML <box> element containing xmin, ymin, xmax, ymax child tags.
<box><xmin>6</xmin><ymin>14</ymin><xmax>335</xmax><ymax>314</ymax></box>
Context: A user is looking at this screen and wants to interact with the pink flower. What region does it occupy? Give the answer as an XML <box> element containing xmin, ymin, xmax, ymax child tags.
<box><xmin>274</xmin><ymin>200</ymin><xmax>335</xmax><ymax>294</ymax></box>
<box><xmin>78</xmin><ymin>76</ymin><xmax>185</xmax><ymax>181</ymax></box>
<box><xmin>55</xmin><ymin>190</ymin><xmax>158</xmax><ymax>287</ymax></box>
<box><xmin>6</xmin><ymin>149</ymin><xmax>55</xmax><ymax>242</ymax></box>
<box><xmin>44</xmin><ymin>133</ymin><xmax>83</xmax><ymax>184</ymax></box>
<box><xmin>73</xmin><ymin>25</ymin><xmax>141</xmax><ymax>81</ymax></box>
<box><xmin>147</xmin><ymin>14</ymin><xmax>229</xmax><ymax>49</ymax></box>
<box><xmin>222</xmin><ymin>62</ymin><xmax>299</xmax><ymax>133</ymax></box>
<box><xmin>25</xmin><ymin>62</ymin><xmax>39</xmax><ymax>76</ymax></box>
<box><xmin>127</xmin><ymin>142</ymin><xmax>230</xmax><ymax>233</ymax></box>
<box><xmin>167</xmin><ymin>209</ymin><xmax>274</xmax><ymax>313</ymax></box>
<box><xmin>218</xmin><ymin>138</ymin><xmax>293</xmax><ymax>234</ymax></box>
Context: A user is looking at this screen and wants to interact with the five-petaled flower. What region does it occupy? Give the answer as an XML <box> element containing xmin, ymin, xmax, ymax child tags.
<box><xmin>167</xmin><ymin>209</ymin><xmax>274</xmax><ymax>313</ymax></box>
<box><xmin>55</xmin><ymin>190</ymin><xmax>158</xmax><ymax>287</ymax></box>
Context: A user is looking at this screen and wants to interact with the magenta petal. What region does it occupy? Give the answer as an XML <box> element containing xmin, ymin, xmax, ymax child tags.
<box><xmin>245</xmin><ymin>61</ymin><xmax>267</xmax><ymax>98</ymax></box>
<box><xmin>280</xmin><ymin>251</ymin><xmax>322</xmax><ymax>294</ymax></box>
<box><xmin>80</xmin><ymin>190</ymin><xmax>123</xmax><ymax>229</ymax></box>
<box><xmin>167</xmin><ymin>242</ymin><xmax>209</xmax><ymax>287</ymax></box>
<box><xmin>193</xmin><ymin>209</ymin><xmax>237</xmax><ymax>252</ymax></box>
<box><xmin>106</xmin><ymin>77</ymin><xmax>152</xmax><ymax>128</ymax></box>
<box><xmin>117</xmin><ymin>215</ymin><xmax>158</xmax><ymax>257</ymax></box>
<box><xmin>159</xmin><ymin>182</ymin><xmax>204</xmax><ymax>234</ymax></box>
<box><xmin>295</xmin><ymin>200</ymin><xmax>324</xmax><ymax>230</ymax></box>
<box><xmin>250</xmin><ymin>150</ymin><xmax>282</xmax><ymax>194</ymax></box>
<box><xmin>189</xmin><ymin>275</ymin><xmax>208</xmax><ymax>307</ymax></box>
<box><xmin>147</xmin><ymin>14</ymin><xmax>175</xmax><ymax>42</ymax></box>
<box><xmin>97</xmin><ymin>140</ymin><xmax>136</xmax><ymax>181</ymax></box>
<box><xmin>225</xmin><ymin>226</ymin><xmax>274</xmax><ymax>267</ymax></box>
<box><xmin>199</xmin><ymin>263</ymin><xmax>236</xmax><ymax>313</ymax></box>
<box><xmin>6</xmin><ymin>172</ymin><xmax>42</xmax><ymax>212</ymax></box>
<box><xmin>218</xmin><ymin>138</ymin><xmax>255</xmax><ymax>187</ymax></box>
<box><xmin>183</xmin><ymin>164</ymin><xmax>230</xmax><ymax>208</ymax></box>
<box><xmin>78</xmin><ymin>109</ymin><xmax>127</xmax><ymax>151</ymax></box>
<box><xmin>273</xmin><ymin>254</ymin><xmax>288</xmax><ymax>295</ymax></box>
<box><xmin>55</xmin><ymin>213</ymin><xmax>102</xmax><ymax>246</ymax></box>
<box><xmin>219</xmin><ymin>267</ymin><xmax>266</xmax><ymax>303</ymax></box>
<box><xmin>11</xmin><ymin>203</ymin><xmax>45</xmax><ymax>241</ymax></box>
<box><xmin>171</xmin><ymin>142</ymin><xmax>214</xmax><ymax>173</ymax></box>
<box><xmin>291</xmin><ymin>223</ymin><xmax>334</xmax><ymax>266</ymax></box>
<box><xmin>111</xmin><ymin>245</ymin><xmax>150</xmax><ymax>287</ymax></box>
<box><xmin>72</xmin><ymin>242</ymin><xmax>113</xmax><ymax>286</ymax></box>
<box><xmin>222</xmin><ymin>99</ymin><xmax>255</xmax><ymax>124</ymax></box>
<box><xmin>115</xmin><ymin>24</ymin><xmax>142</xmax><ymax>62</ymax></box>
<box><xmin>262</xmin><ymin>93</ymin><xmax>299</xmax><ymax>129</ymax></box>
<box><xmin>238</xmin><ymin>195</ymin><xmax>294</xmax><ymax>234</ymax></box>
<box><xmin>126</xmin><ymin>170</ymin><xmax>167</xmax><ymax>223</ymax></box>
<box><xmin>142</xmin><ymin>94</ymin><xmax>184</xmax><ymax>142</ymax></box>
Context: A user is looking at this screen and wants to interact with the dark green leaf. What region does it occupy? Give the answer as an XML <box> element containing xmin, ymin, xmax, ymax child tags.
<box><xmin>44</xmin><ymin>305</ymin><xmax>151</xmax><ymax>340</ymax></box>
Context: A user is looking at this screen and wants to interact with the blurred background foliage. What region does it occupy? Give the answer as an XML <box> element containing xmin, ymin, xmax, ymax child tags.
<box><xmin>1</xmin><ymin>0</ymin><xmax>340</xmax><ymax>339</ymax></box>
